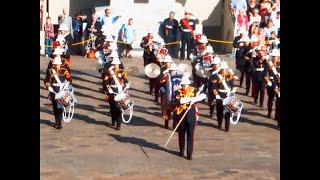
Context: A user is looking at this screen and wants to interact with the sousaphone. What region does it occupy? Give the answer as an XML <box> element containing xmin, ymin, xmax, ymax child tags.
<box><xmin>144</xmin><ymin>63</ymin><xmax>161</xmax><ymax>78</ymax></box>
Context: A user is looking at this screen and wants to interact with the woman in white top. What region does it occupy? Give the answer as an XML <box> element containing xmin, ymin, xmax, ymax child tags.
<box><xmin>248</xmin><ymin>8</ymin><xmax>261</xmax><ymax>35</ymax></box>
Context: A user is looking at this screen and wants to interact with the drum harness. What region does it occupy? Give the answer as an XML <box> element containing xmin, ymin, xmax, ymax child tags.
<box><xmin>51</xmin><ymin>69</ymin><xmax>76</xmax><ymax>123</ymax></box>
<box><xmin>109</xmin><ymin>73</ymin><xmax>133</xmax><ymax>124</ymax></box>
<box><xmin>217</xmin><ymin>74</ymin><xmax>243</xmax><ymax>125</ymax></box>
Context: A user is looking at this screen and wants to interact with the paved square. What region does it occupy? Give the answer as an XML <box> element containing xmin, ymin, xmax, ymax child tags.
<box><xmin>40</xmin><ymin>54</ymin><xmax>280</xmax><ymax>179</ymax></box>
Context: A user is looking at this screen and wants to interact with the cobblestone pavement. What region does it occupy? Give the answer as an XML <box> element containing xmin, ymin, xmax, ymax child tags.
<box><xmin>40</xmin><ymin>53</ymin><xmax>280</xmax><ymax>180</ymax></box>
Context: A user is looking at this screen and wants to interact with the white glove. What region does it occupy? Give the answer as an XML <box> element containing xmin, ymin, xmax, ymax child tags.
<box><xmin>162</xmin><ymin>69</ymin><xmax>169</xmax><ymax>74</ymax></box>
<box><xmin>109</xmin><ymin>69</ymin><xmax>114</xmax><ymax>75</ymax></box>
<box><xmin>180</xmin><ymin>97</ymin><xmax>193</xmax><ymax>104</ymax></box>
<box><xmin>215</xmin><ymin>95</ymin><xmax>222</xmax><ymax>99</ymax></box>
<box><xmin>48</xmin><ymin>87</ymin><xmax>54</xmax><ymax>93</ymax></box>
<box><xmin>193</xmin><ymin>93</ymin><xmax>207</xmax><ymax>103</ymax></box>
<box><xmin>168</xmin><ymin>26</ymin><xmax>172</xmax><ymax>29</ymax></box>
<box><xmin>108</xmin><ymin>89</ymin><xmax>114</xmax><ymax>94</ymax></box>
<box><xmin>125</xmin><ymin>83</ymin><xmax>130</xmax><ymax>89</ymax></box>
<box><xmin>231</xmin><ymin>87</ymin><xmax>237</xmax><ymax>93</ymax></box>
<box><xmin>267</xmin><ymin>82</ymin><xmax>272</xmax><ymax>86</ymax></box>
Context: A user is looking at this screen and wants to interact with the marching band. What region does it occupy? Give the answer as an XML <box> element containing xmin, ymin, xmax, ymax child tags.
<box><xmin>43</xmin><ymin>10</ymin><xmax>280</xmax><ymax>160</ymax></box>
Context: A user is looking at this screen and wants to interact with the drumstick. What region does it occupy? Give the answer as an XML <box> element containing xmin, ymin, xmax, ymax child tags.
<box><xmin>164</xmin><ymin>84</ymin><xmax>204</xmax><ymax>147</ymax></box>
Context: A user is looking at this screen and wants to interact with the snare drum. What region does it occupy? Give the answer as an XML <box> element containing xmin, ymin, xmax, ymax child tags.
<box><xmin>159</xmin><ymin>48</ymin><xmax>168</xmax><ymax>56</ymax></box>
<box><xmin>202</xmin><ymin>55</ymin><xmax>212</xmax><ymax>67</ymax></box>
<box><xmin>223</xmin><ymin>95</ymin><xmax>243</xmax><ymax>113</ymax></box>
<box><xmin>114</xmin><ymin>92</ymin><xmax>134</xmax><ymax>111</ymax></box>
<box><xmin>55</xmin><ymin>89</ymin><xmax>77</xmax><ymax>108</ymax></box>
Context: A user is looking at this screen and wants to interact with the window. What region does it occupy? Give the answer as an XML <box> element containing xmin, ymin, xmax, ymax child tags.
<box><xmin>134</xmin><ymin>0</ymin><xmax>149</xmax><ymax>3</ymax></box>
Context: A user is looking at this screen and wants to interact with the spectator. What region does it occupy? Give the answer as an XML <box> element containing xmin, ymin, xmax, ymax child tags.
<box><xmin>272</xmin><ymin>0</ymin><xmax>280</xmax><ymax>12</ymax></box>
<box><xmin>87</xmin><ymin>14</ymin><xmax>103</xmax><ymax>52</ymax></box>
<box><xmin>258</xmin><ymin>28</ymin><xmax>266</xmax><ymax>43</ymax></box>
<box><xmin>271</xmin><ymin>11</ymin><xmax>280</xmax><ymax>34</ymax></box>
<box><xmin>162</xmin><ymin>11</ymin><xmax>179</xmax><ymax>57</ymax></box>
<box><xmin>247</xmin><ymin>0</ymin><xmax>260</xmax><ymax>17</ymax></box>
<box><xmin>259</xmin><ymin>0</ymin><xmax>272</xmax><ymax>27</ymax></box>
<box><xmin>248</xmin><ymin>8</ymin><xmax>261</xmax><ymax>35</ymax></box>
<box><xmin>231</xmin><ymin>0</ymin><xmax>248</xmax><ymax>15</ymax></box>
<box><xmin>266</xmin><ymin>31</ymin><xmax>280</xmax><ymax>50</ymax></box>
<box><xmin>233</xmin><ymin>29</ymin><xmax>246</xmax><ymax>49</ymax></box>
<box><xmin>250</xmin><ymin>27</ymin><xmax>259</xmax><ymax>42</ymax></box>
<box><xmin>237</xmin><ymin>9</ymin><xmax>249</xmax><ymax>32</ymax></box>
<box><xmin>72</xmin><ymin>14</ymin><xmax>82</xmax><ymax>55</ymax></box>
<box><xmin>58</xmin><ymin>8</ymin><xmax>73</xmax><ymax>37</ymax></box>
<box><xmin>264</xmin><ymin>20</ymin><xmax>278</xmax><ymax>39</ymax></box>
<box><xmin>120</xmin><ymin>18</ymin><xmax>137</xmax><ymax>58</ymax></box>
<box><xmin>44</xmin><ymin>17</ymin><xmax>54</xmax><ymax>58</ymax></box>
<box><xmin>99</xmin><ymin>8</ymin><xmax>122</xmax><ymax>39</ymax></box>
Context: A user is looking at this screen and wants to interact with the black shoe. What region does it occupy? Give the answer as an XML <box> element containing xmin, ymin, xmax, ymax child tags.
<box><xmin>187</xmin><ymin>156</ymin><xmax>193</xmax><ymax>160</ymax></box>
<box><xmin>267</xmin><ymin>113</ymin><xmax>271</xmax><ymax>118</ymax></box>
<box><xmin>254</xmin><ymin>99</ymin><xmax>258</xmax><ymax>104</ymax></box>
<box><xmin>116</xmin><ymin>126</ymin><xmax>121</xmax><ymax>131</ymax></box>
<box><xmin>179</xmin><ymin>58</ymin><xmax>185</xmax><ymax>61</ymax></box>
<box><xmin>218</xmin><ymin>124</ymin><xmax>222</xmax><ymax>129</ymax></box>
<box><xmin>179</xmin><ymin>150</ymin><xmax>184</xmax><ymax>157</ymax></box>
<box><xmin>164</xmin><ymin>121</ymin><xmax>169</xmax><ymax>129</ymax></box>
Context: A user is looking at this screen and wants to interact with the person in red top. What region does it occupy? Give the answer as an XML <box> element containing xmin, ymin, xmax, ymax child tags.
<box><xmin>178</xmin><ymin>12</ymin><xmax>199</xmax><ymax>60</ymax></box>
<box><xmin>237</xmin><ymin>10</ymin><xmax>249</xmax><ymax>32</ymax></box>
<box><xmin>44</xmin><ymin>17</ymin><xmax>55</xmax><ymax>58</ymax></box>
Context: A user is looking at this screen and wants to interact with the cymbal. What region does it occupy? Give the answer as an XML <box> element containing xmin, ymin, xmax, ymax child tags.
<box><xmin>195</xmin><ymin>63</ymin><xmax>209</xmax><ymax>78</ymax></box>
<box><xmin>126</xmin><ymin>66</ymin><xmax>139</xmax><ymax>75</ymax></box>
<box><xmin>144</xmin><ymin>63</ymin><xmax>161</xmax><ymax>78</ymax></box>
<box><xmin>177</xmin><ymin>63</ymin><xmax>192</xmax><ymax>77</ymax></box>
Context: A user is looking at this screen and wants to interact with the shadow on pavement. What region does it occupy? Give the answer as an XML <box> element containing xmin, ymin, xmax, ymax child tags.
<box><xmin>129</xmin><ymin>87</ymin><xmax>150</xmax><ymax>94</ymax></box>
<box><xmin>71</xmin><ymin>69</ymin><xmax>101</xmax><ymax>79</ymax></box>
<box><xmin>132</xmin><ymin>104</ymin><xmax>162</xmax><ymax>117</ymax></box>
<box><xmin>197</xmin><ymin>120</ymin><xmax>225</xmax><ymax>131</ymax></box>
<box><xmin>40</xmin><ymin>119</ymin><xmax>54</xmax><ymax>127</ymax></box>
<box><xmin>131</xmin><ymin>74</ymin><xmax>148</xmax><ymax>81</ymax></box>
<box><xmin>129</xmin><ymin>94</ymin><xmax>154</xmax><ymax>102</ymax></box>
<box><xmin>108</xmin><ymin>134</ymin><xmax>179</xmax><ymax>156</ymax></box>
<box><xmin>125</xmin><ymin>115</ymin><xmax>164</xmax><ymax>129</ymax></box>
<box><xmin>72</xmin><ymin>75</ymin><xmax>101</xmax><ymax>86</ymax></box>
<box><xmin>73</xmin><ymin>91</ymin><xmax>105</xmax><ymax>102</ymax></box>
<box><xmin>72</xmin><ymin>83</ymin><xmax>100</xmax><ymax>94</ymax></box>
<box><xmin>239</xmin><ymin>117</ymin><xmax>279</xmax><ymax>130</ymax></box>
<box><xmin>72</xmin><ymin>113</ymin><xmax>110</xmax><ymax>127</ymax></box>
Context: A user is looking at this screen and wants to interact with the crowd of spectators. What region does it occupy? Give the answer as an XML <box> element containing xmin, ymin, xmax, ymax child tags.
<box><xmin>230</xmin><ymin>0</ymin><xmax>280</xmax><ymax>50</ymax></box>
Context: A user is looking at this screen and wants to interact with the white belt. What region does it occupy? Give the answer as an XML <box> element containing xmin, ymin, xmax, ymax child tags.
<box><xmin>269</xmin><ymin>77</ymin><xmax>274</xmax><ymax>80</ymax></box>
<box><xmin>218</xmin><ymin>89</ymin><xmax>228</xmax><ymax>93</ymax></box>
<box><xmin>182</xmin><ymin>29</ymin><xmax>191</xmax><ymax>32</ymax></box>
<box><xmin>110</xmin><ymin>85</ymin><xmax>119</xmax><ymax>88</ymax></box>
<box><xmin>52</xmin><ymin>83</ymin><xmax>60</xmax><ymax>86</ymax></box>
<box><xmin>255</xmin><ymin>68</ymin><xmax>264</xmax><ymax>71</ymax></box>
